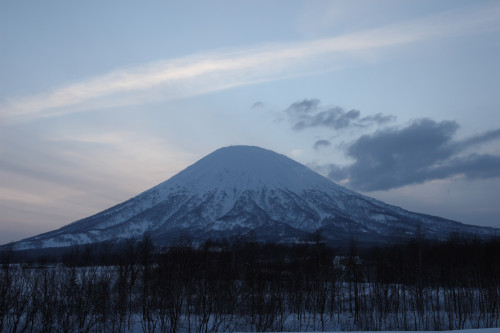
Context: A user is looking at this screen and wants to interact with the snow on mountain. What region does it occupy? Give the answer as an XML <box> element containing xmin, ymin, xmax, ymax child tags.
<box><xmin>10</xmin><ymin>146</ymin><xmax>497</xmax><ymax>250</ymax></box>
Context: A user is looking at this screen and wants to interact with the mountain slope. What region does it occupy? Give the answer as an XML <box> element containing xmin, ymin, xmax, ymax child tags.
<box><xmin>11</xmin><ymin>146</ymin><xmax>496</xmax><ymax>249</ymax></box>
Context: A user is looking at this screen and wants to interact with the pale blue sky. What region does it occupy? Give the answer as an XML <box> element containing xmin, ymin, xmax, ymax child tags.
<box><xmin>1</xmin><ymin>0</ymin><xmax>500</xmax><ymax>244</ymax></box>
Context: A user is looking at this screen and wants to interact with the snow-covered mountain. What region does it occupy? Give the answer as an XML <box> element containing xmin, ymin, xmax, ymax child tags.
<box><xmin>10</xmin><ymin>146</ymin><xmax>497</xmax><ymax>250</ymax></box>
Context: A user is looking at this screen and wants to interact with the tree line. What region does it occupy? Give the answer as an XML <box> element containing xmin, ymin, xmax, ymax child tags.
<box><xmin>1</xmin><ymin>233</ymin><xmax>499</xmax><ymax>332</ymax></box>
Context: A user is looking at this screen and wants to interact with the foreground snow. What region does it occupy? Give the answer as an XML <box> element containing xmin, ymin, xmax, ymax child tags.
<box><xmin>314</xmin><ymin>328</ymin><xmax>500</xmax><ymax>333</ymax></box>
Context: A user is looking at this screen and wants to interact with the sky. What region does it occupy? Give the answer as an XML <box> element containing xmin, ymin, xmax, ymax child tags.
<box><xmin>1</xmin><ymin>0</ymin><xmax>500</xmax><ymax>245</ymax></box>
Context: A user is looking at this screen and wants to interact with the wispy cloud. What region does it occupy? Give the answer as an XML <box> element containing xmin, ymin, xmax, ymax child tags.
<box><xmin>0</xmin><ymin>125</ymin><xmax>196</xmax><ymax>242</ymax></box>
<box><xmin>0</xmin><ymin>128</ymin><xmax>193</xmax><ymax>204</ymax></box>
<box><xmin>1</xmin><ymin>2</ymin><xmax>499</xmax><ymax>122</ymax></box>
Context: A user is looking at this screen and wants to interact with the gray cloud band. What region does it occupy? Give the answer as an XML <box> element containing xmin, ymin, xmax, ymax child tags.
<box><xmin>286</xmin><ymin>99</ymin><xmax>395</xmax><ymax>131</ymax></box>
<box><xmin>321</xmin><ymin>119</ymin><xmax>500</xmax><ymax>191</ymax></box>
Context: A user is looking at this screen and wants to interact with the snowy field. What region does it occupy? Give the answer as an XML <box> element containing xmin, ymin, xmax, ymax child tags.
<box><xmin>315</xmin><ymin>330</ymin><xmax>500</xmax><ymax>333</ymax></box>
<box><xmin>2</xmin><ymin>237</ymin><xmax>499</xmax><ymax>332</ymax></box>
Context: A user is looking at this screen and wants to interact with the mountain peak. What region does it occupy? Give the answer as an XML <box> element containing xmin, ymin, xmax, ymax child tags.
<box><xmin>185</xmin><ymin>145</ymin><xmax>301</xmax><ymax>175</ymax></box>
<box><xmin>183</xmin><ymin>145</ymin><xmax>294</xmax><ymax>176</ymax></box>
<box><xmin>157</xmin><ymin>145</ymin><xmax>342</xmax><ymax>195</ymax></box>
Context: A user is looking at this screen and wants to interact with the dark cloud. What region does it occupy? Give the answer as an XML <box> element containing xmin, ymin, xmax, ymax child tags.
<box><xmin>456</xmin><ymin>128</ymin><xmax>500</xmax><ymax>149</ymax></box>
<box><xmin>293</xmin><ymin>108</ymin><xmax>361</xmax><ymax>130</ymax></box>
<box><xmin>360</xmin><ymin>113</ymin><xmax>396</xmax><ymax>125</ymax></box>
<box><xmin>285</xmin><ymin>99</ymin><xmax>394</xmax><ymax>131</ymax></box>
<box><xmin>429</xmin><ymin>154</ymin><xmax>500</xmax><ymax>180</ymax></box>
<box><xmin>324</xmin><ymin>164</ymin><xmax>348</xmax><ymax>181</ymax></box>
<box><xmin>286</xmin><ymin>99</ymin><xmax>320</xmax><ymax>115</ymax></box>
<box><xmin>251</xmin><ymin>101</ymin><xmax>264</xmax><ymax>109</ymax></box>
<box><xmin>314</xmin><ymin>139</ymin><xmax>331</xmax><ymax>150</ymax></box>
<box><xmin>322</xmin><ymin>118</ymin><xmax>500</xmax><ymax>191</ymax></box>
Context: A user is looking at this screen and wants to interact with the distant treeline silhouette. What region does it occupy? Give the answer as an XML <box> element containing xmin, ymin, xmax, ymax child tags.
<box><xmin>1</xmin><ymin>233</ymin><xmax>499</xmax><ymax>332</ymax></box>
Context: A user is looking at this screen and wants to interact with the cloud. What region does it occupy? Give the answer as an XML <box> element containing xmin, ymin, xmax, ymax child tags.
<box><xmin>0</xmin><ymin>128</ymin><xmax>193</xmax><ymax>209</ymax></box>
<box><xmin>360</xmin><ymin>113</ymin><xmax>396</xmax><ymax>125</ymax></box>
<box><xmin>285</xmin><ymin>99</ymin><xmax>395</xmax><ymax>131</ymax></box>
<box><xmin>2</xmin><ymin>2</ymin><xmax>500</xmax><ymax>122</ymax></box>
<box><xmin>322</xmin><ymin>119</ymin><xmax>500</xmax><ymax>191</ymax></box>
<box><xmin>456</xmin><ymin>128</ymin><xmax>500</xmax><ymax>149</ymax></box>
<box><xmin>432</xmin><ymin>154</ymin><xmax>500</xmax><ymax>180</ymax></box>
<box><xmin>286</xmin><ymin>99</ymin><xmax>321</xmax><ymax>115</ymax></box>
<box><xmin>251</xmin><ymin>101</ymin><xmax>264</xmax><ymax>109</ymax></box>
<box><xmin>314</xmin><ymin>139</ymin><xmax>332</xmax><ymax>150</ymax></box>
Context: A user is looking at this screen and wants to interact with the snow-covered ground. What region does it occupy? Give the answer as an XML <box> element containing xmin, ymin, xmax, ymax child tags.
<box><xmin>314</xmin><ymin>328</ymin><xmax>500</xmax><ymax>333</ymax></box>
